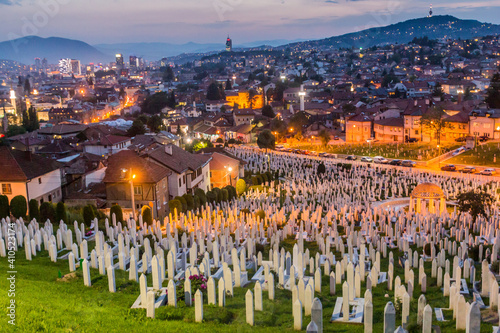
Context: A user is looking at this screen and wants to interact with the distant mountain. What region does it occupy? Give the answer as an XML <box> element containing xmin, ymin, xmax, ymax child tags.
<box><xmin>0</xmin><ymin>36</ymin><xmax>111</xmax><ymax>64</ymax></box>
<box><xmin>94</xmin><ymin>39</ymin><xmax>305</xmax><ymax>60</ymax></box>
<box><xmin>282</xmin><ymin>15</ymin><xmax>500</xmax><ymax>50</ymax></box>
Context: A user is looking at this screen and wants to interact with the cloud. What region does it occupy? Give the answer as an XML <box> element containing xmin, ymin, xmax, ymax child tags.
<box><xmin>0</xmin><ymin>0</ymin><xmax>18</xmax><ymax>5</ymax></box>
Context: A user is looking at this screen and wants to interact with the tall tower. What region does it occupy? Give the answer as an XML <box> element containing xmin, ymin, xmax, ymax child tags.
<box><xmin>226</xmin><ymin>36</ymin><xmax>232</xmax><ymax>52</ymax></box>
<box><xmin>428</xmin><ymin>4</ymin><xmax>433</xmax><ymax>18</ymax></box>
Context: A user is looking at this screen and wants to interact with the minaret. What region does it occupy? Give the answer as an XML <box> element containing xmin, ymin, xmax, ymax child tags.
<box><xmin>428</xmin><ymin>4</ymin><xmax>433</xmax><ymax>18</ymax></box>
<box><xmin>9</xmin><ymin>87</ymin><xmax>17</xmax><ymax>116</ymax></box>
<box><xmin>299</xmin><ymin>85</ymin><xmax>305</xmax><ymax>112</ymax></box>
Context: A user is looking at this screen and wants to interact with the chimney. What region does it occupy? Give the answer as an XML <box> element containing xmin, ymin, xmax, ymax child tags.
<box><xmin>165</xmin><ymin>144</ymin><xmax>172</xmax><ymax>155</ymax></box>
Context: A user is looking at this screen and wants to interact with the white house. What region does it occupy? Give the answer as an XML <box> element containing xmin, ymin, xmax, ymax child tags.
<box><xmin>0</xmin><ymin>147</ymin><xmax>62</xmax><ymax>204</ymax></box>
<box><xmin>82</xmin><ymin>135</ymin><xmax>131</xmax><ymax>156</ymax></box>
<box><xmin>144</xmin><ymin>144</ymin><xmax>211</xmax><ymax>199</ymax></box>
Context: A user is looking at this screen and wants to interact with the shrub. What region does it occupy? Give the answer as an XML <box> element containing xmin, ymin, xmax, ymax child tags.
<box><xmin>10</xmin><ymin>195</ymin><xmax>27</xmax><ymax>219</ymax></box>
<box><xmin>206</xmin><ymin>190</ymin><xmax>216</xmax><ymax>203</ymax></box>
<box><xmin>317</xmin><ymin>162</ymin><xmax>326</xmax><ymax>175</ymax></box>
<box><xmin>216</xmin><ymin>138</ymin><xmax>223</xmax><ymax>143</ymax></box>
<box><xmin>256</xmin><ymin>175</ymin><xmax>264</xmax><ymax>185</ymax></box>
<box><xmin>110</xmin><ymin>204</ymin><xmax>123</xmax><ymax>223</ymax></box>
<box><xmin>236</xmin><ymin>179</ymin><xmax>246</xmax><ymax>195</ymax></box>
<box><xmin>255</xmin><ymin>209</ymin><xmax>265</xmax><ymax>221</ymax></box>
<box><xmin>212</xmin><ymin>188</ymin><xmax>222</xmax><ymax>203</ymax></box>
<box><xmin>221</xmin><ymin>189</ymin><xmax>229</xmax><ymax>202</ymax></box>
<box><xmin>265</xmin><ymin>171</ymin><xmax>273</xmax><ymax>182</ymax></box>
<box><xmin>55</xmin><ymin>202</ymin><xmax>67</xmax><ymax>223</ymax></box>
<box><xmin>82</xmin><ymin>205</ymin><xmax>95</xmax><ymax>227</ymax></box>
<box><xmin>225</xmin><ymin>185</ymin><xmax>236</xmax><ymax>200</ymax></box>
<box><xmin>261</xmin><ymin>173</ymin><xmax>268</xmax><ymax>184</ymax></box>
<box><xmin>0</xmin><ymin>195</ymin><xmax>9</xmax><ymax>219</ymax></box>
<box><xmin>228</xmin><ymin>138</ymin><xmax>236</xmax><ymax>144</ymax></box>
<box><xmin>142</xmin><ymin>206</ymin><xmax>153</xmax><ymax>225</ymax></box>
<box><xmin>40</xmin><ymin>202</ymin><xmax>55</xmax><ymax>222</ymax></box>
<box><xmin>28</xmin><ymin>199</ymin><xmax>40</xmax><ymax>221</ymax></box>
<box><xmin>251</xmin><ymin>176</ymin><xmax>259</xmax><ymax>185</ymax></box>
<box><xmin>183</xmin><ymin>194</ymin><xmax>194</xmax><ymax>211</ymax></box>
<box><xmin>193</xmin><ymin>195</ymin><xmax>200</xmax><ymax>210</ymax></box>
<box><xmin>174</xmin><ymin>196</ymin><xmax>187</xmax><ymax>212</ymax></box>
<box><xmin>168</xmin><ymin>200</ymin><xmax>183</xmax><ymax>215</ymax></box>
<box><xmin>194</xmin><ymin>188</ymin><xmax>207</xmax><ymax>206</ymax></box>
<box><xmin>424</xmin><ymin>243</ymin><xmax>437</xmax><ymax>256</ymax></box>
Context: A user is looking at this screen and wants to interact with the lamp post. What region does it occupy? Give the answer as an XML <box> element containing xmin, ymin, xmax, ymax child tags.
<box><xmin>123</xmin><ymin>168</ymin><xmax>136</xmax><ymax>220</ymax></box>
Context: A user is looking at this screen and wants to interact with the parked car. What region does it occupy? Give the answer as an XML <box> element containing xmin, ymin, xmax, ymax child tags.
<box><xmin>481</xmin><ymin>168</ymin><xmax>496</xmax><ymax>176</ymax></box>
<box><xmin>455</xmin><ymin>137</ymin><xmax>466</xmax><ymax>142</ymax></box>
<box><xmin>373</xmin><ymin>156</ymin><xmax>389</xmax><ymax>164</ymax></box>
<box><xmin>479</xmin><ymin>135</ymin><xmax>489</xmax><ymax>142</ymax></box>
<box><xmin>441</xmin><ymin>164</ymin><xmax>457</xmax><ymax>171</ymax></box>
<box><xmin>346</xmin><ymin>155</ymin><xmax>357</xmax><ymax>160</ymax></box>
<box><xmin>361</xmin><ymin>156</ymin><xmax>373</xmax><ymax>162</ymax></box>
<box><xmin>401</xmin><ymin>160</ymin><xmax>416</xmax><ymax>167</ymax></box>
<box><xmin>406</xmin><ymin>138</ymin><xmax>418</xmax><ymax>143</ymax></box>
<box><xmin>461</xmin><ymin>166</ymin><xmax>476</xmax><ymax>174</ymax></box>
<box><xmin>452</xmin><ymin>147</ymin><xmax>466</xmax><ymax>156</ymax></box>
<box><xmin>389</xmin><ymin>159</ymin><xmax>402</xmax><ymax>166</ymax></box>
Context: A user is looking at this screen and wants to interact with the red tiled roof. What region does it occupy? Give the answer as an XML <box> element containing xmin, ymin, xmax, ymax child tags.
<box><xmin>103</xmin><ymin>150</ymin><xmax>171</xmax><ymax>183</ymax></box>
<box><xmin>0</xmin><ymin>146</ymin><xmax>61</xmax><ymax>182</ymax></box>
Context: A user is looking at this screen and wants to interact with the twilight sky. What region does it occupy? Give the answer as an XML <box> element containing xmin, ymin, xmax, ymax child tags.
<box><xmin>1</xmin><ymin>0</ymin><xmax>500</xmax><ymax>45</ymax></box>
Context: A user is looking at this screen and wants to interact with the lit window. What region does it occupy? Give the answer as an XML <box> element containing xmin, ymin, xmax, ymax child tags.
<box><xmin>2</xmin><ymin>184</ymin><xmax>12</xmax><ymax>195</ymax></box>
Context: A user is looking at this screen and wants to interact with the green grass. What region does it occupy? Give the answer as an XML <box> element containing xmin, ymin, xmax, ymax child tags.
<box><xmin>0</xmin><ymin>238</ymin><xmax>494</xmax><ymax>332</ymax></box>
<box><xmin>289</xmin><ymin>142</ymin><xmax>461</xmax><ymax>161</ymax></box>
<box><xmin>446</xmin><ymin>142</ymin><xmax>500</xmax><ymax>168</ymax></box>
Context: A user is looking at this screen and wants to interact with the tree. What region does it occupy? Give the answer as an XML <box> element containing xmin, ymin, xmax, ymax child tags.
<box><xmin>10</xmin><ymin>195</ymin><xmax>27</xmax><ymax>219</ymax></box>
<box><xmin>147</xmin><ymin>115</ymin><xmax>163</xmax><ymax>133</ymax></box>
<box><xmin>6</xmin><ymin>125</ymin><xmax>26</xmax><ymax>137</ymax></box>
<box><xmin>257</xmin><ymin>129</ymin><xmax>276</xmax><ymax>153</ymax></box>
<box><xmin>247</xmin><ymin>89</ymin><xmax>258</xmax><ymax>109</ymax></box>
<box><xmin>167</xmin><ymin>91</ymin><xmax>176</xmax><ymax>108</ymax></box>
<box><xmin>317</xmin><ymin>162</ymin><xmax>326</xmax><ymax>175</ymax></box>
<box><xmin>194</xmin><ymin>188</ymin><xmax>207</xmax><ymax>206</ymax></box>
<box><xmin>55</xmin><ymin>201</ymin><xmax>67</xmax><ymax>223</ymax></box>
<box><xmin>236</xmin><ymin>179</ymin><xmax>247</xmax><ymax>195</ymax></box>
<box><xmin>420</xmin><ymin>107</ymin><xmax>454</xmax><ymax>144</ymax></box>
<box><xmin>182</xmin><ymin>194</ymin><xmax>194</xmax><ymax>211</ymax></box>
<box><xmin>318</xmin><ymin>129</ymin><xmax>331</xmax><ymax>146</ymax></box>
<box><xmin>28</xmin><ymin>199</ymin><xmax>40</xmax><ymax>221</ymax></box>
<box><xmin>486</xmin><ymin>73</ymin><xmax>500</xmax><ymax>108</ymax></box>
<box><xmin>168</xmin><ymin>199</ymin><xmax>182</xmax><ymax>215</ymax></box>
<box><xmin>288</xmin><ymin>112</ymin><xmax>309</xmax><ymax>135</ymax></box>
<box><xmin>110</xmin><ymin>204</ymin><xmax>123</xmax><ymax>223</ymax></box>
<box><xmin>141</xmin><ymin>92</ymin><xmax>170</xmax><ymax>114</ymax></box>
<box><xmin>342</xmin><ymin>104</ymin><xmax>356</xmax><ymax>115</ymax></box>
<box><xmin>82</xmin><ymin>205</ymin><xmax>95</xmax><ymax>227</ymax></box>
<box><xmin>127</xmin><ymin>119</ymin><xmax>146</xmax><ymax>137</ymax></box>
<box><xmin>457</xmin><ymin>189</ymin><xmax>494</xmax><ymax>221</ymax></box>
<box><xmin>0</xmin><ymin>195</ymin><xmax>10</xmax><ymax>218</ymax></box>
<box><xmin>174</xmin><ymin>196</ymin><xmax>187</xmax><ymax>212</ymax></box>
<box><xmin>225</xmin><ymin>78</ymin><xmax>232</xmax><ymax>90</ymax></box>
<box><xmin>206</xmin><ymin>82</ymin><xmax>223</xmax><ymax>100</ymax></box>
<box><xmin>40</xmin><ymin>202</ymin><xmax>55</xmax><ymax>222</ymax></box>
<box><xmin>262</xmin><ymin>105</ymin><xmax>275</xmax><ymax>118</ymax></box>
<box><xmin>432</xmin><ymin>83</ymin><xmax>444</xmax><ymax>99</ymax></box>
<box><xmin>163</xmin><ymin>66</ymin><xmax>175</xmax><ymax>82</ymax></box>
<box><xmin>141</xmin><ymin>206</ymin><xmax>153</xmax><ymax>225</ymax></box>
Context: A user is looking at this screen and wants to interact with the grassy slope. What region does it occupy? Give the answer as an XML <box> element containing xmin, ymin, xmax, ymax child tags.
<box><xmin>0</xmin><ymin>238</ymin><xmax>494</xmax><ymax>332</ymax></box>
<box><xmin>446</xmin><ymin>142</ymin><xmax>500</xmax><ymax>168</ymax></box>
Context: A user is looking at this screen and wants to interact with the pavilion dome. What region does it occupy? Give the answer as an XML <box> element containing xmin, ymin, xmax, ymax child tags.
<box><xmin>410</xmin><ymin>182</ymin><xmax>445</xmax><ymax>199</ymax></box>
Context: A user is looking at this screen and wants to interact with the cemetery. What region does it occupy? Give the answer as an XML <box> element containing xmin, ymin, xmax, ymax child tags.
<box><xmin>288</xmin><ymin>142</ymin><xmax>461</xmax><ymax>161</ymax></box>
<box><xmin>1</xmin><ymin>146</ymin><xmax>500</xmax><ymax>332</ymax></box>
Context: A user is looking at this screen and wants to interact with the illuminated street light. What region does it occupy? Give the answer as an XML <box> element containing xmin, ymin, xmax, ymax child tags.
<box><xmin>122</xmin><ymin>168</ymin><xmax>137</xmax><ymax>219</ymax></box>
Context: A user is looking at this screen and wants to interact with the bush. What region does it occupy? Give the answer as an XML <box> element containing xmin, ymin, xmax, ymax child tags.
<box><xmin>221</xmin><ymin>189</ymin><xmax>229</xmax><ymax>202</ymax></box>
<box><xmin>228</xmin><ymin>138</ymin><xmax>236</xmax><ymax>144</ymax></box>
<box><xmin>168</xmin><ymin>200</ymin><xmax>183</xmax><ymax>215</ymax></box>
<box><xmin>193</xmin><ymin>195</ymin><xmax>200</xmax><ymax>210</ymax></box>
<box><xmin>236</xmin><ymin>179</ymin><xmax>246</xmax><ymax>195</ymax></box>
<box><xmin>317</xmin><ymin>162</ymin><xmax>326</xmax><ymax>175</ymax></box>
<box><xmin>0</xmin><ymin>195</ymin><xmax>9</xmax><ymax>219</ymax></box>
<box><xmin>225</xmin><ymin>185</ymin><xmax>236</xmax><ymax>200</ymax></box>
<box><xmin>257</xmin><ymin>175</ymin><xmax>264</xmax><ymax>185</ymax></box>
<box><xmin>424</xmin><ymin>243</ymin><xmax>437</xmax><ymax>256</ymax></box>
<box><xmin>10</xmin><ymin>195</ymin><xmax>27</xmax><ymax>219</ymax></box>
<box><xmin>28</xmin><ymin>199</ymin><xmax>40</xmax><ymax>221</ymax></box>
<box><xmin>174</xmin><ymin>196</ymin><xmax>187</xmax><ymax>212</ymax></box>
<box><xmin>110</xmin><ymin>204</ymin><xmax>123</xmax><ymax>223</ymax></box>
<box><xmin>216</xmin><ymin>138</ymin><xmax>223</xmax><ymax>143</ymax></box>
<box><xmin>265</xmin><ymin>171</ymin><xmax>273</xmax><ymax>182</ymax></box>
<box><xmin>82</xmin><ymin>205</ymin><xmax>95</xmax><ymax>227</ymax></box>
<box><xmin>183</xmin><ymin>194</ymin><xmax>194</xmax><ymax>211</ymax></box>
<box><xmin>262</xmin><ymin>173</ymin><xmax>268</xmax><ymax>184</ymax></box>
<box><xmin>142</xmin><ymin>206</ymin><xmax>153</xmax><ymax>225</ymax></box>
<box><xmin>212</xmin><ymin>187</ymin><xmax>222</xmax><ymax>203</ymax></box>
<box><xmin>55</xmin><ymin>202</ymin><xmax>67</xmax><ymax>223</ymax></box>
<box><xmin>194</xmin><ymin>188</ymin><xmax>207</xmax><ymax>206</ymax></box>
<box><xmin>206</xmin><ymin>190</ymin><xmax>216</xmax><ymax>203</ymax></box>
<box><xmin>255</xmin><ymin>209</ymin><xmax>265</xmax><ymax>221</ymax></box>
<box><xmin>40</xmin><ymin>202</ymin><xmax>55</xmax><ymax>222</ymax></box>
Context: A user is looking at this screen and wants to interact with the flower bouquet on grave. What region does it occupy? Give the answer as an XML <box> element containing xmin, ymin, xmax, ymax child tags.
<box><xmin>85</xmin><ymin>231</ymin><xmax>93</xmax><ymax>237</ymax></box>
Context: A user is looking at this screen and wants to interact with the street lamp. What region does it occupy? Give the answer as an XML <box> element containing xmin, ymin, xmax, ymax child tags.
<box><xmin>224</xmin><ymin>166</ymin><xmax>233</xmax><ymax>186</ymax></box>
<box><xmin>122</xmin><ymin>168</ymin><xmax>136</xmax><ymax>220</ymax></box>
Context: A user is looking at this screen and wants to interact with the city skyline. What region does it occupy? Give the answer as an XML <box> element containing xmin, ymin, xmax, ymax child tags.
<box><xmin>1</xmin><ymin>0</ymin><xmax>500</xmax><ymax>45</ymax></box>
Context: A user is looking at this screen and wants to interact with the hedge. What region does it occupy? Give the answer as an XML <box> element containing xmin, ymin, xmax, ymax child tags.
<box><xmin>40</xmin><ymin>202</ymin><xmax>55</xmax><ymax>222</ymax></box>
<box><xmin>0</xmin><ymin>195</ymin><xmax>9</xmax><ymax>219</ymax></box>
<box><xmin>83</xmin><ymin>205</ymin><xmax>95</xmax><ymax>227</ymax></box>
<box><xmin>236</xmin><ymin>179</ymin><xmax>246</xmax><ymax>195</ymax></box>
<box><xmin>141</xmin><ymin>206</ymin><xmax>153</xmax><ymax>225</ymax></box>
<box><xmin>10</xmin><ymin>195</ymin><xmax>27</xmax><ymax>219</ymax></box>
<box><xmin>183</xmin><ymin>194</ymin><xmax>194</xmax><ymax>211</ymax></box>
<box><xmin>174</xmin><ymin>196</ymin><xmax>187</xmax><ymax>212</ymax></box>
<box><xmin>194</xmin><ymin>188</ymin><xmax>207</xmax><ymax>206</ymax></box>
<box><xmin>168</xmin><ymin>200</ymin><xmax>183</xmax><ymax>215</ymax></box>
<box><xmin>28</xmin><ymin>199</ymin><xmax>40</xmax><ymax>221</ymax></box>
<box><xmin>55</xmin><ymin>202</ymin><xmax>67</xmax><ymax>223</ymax></box>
